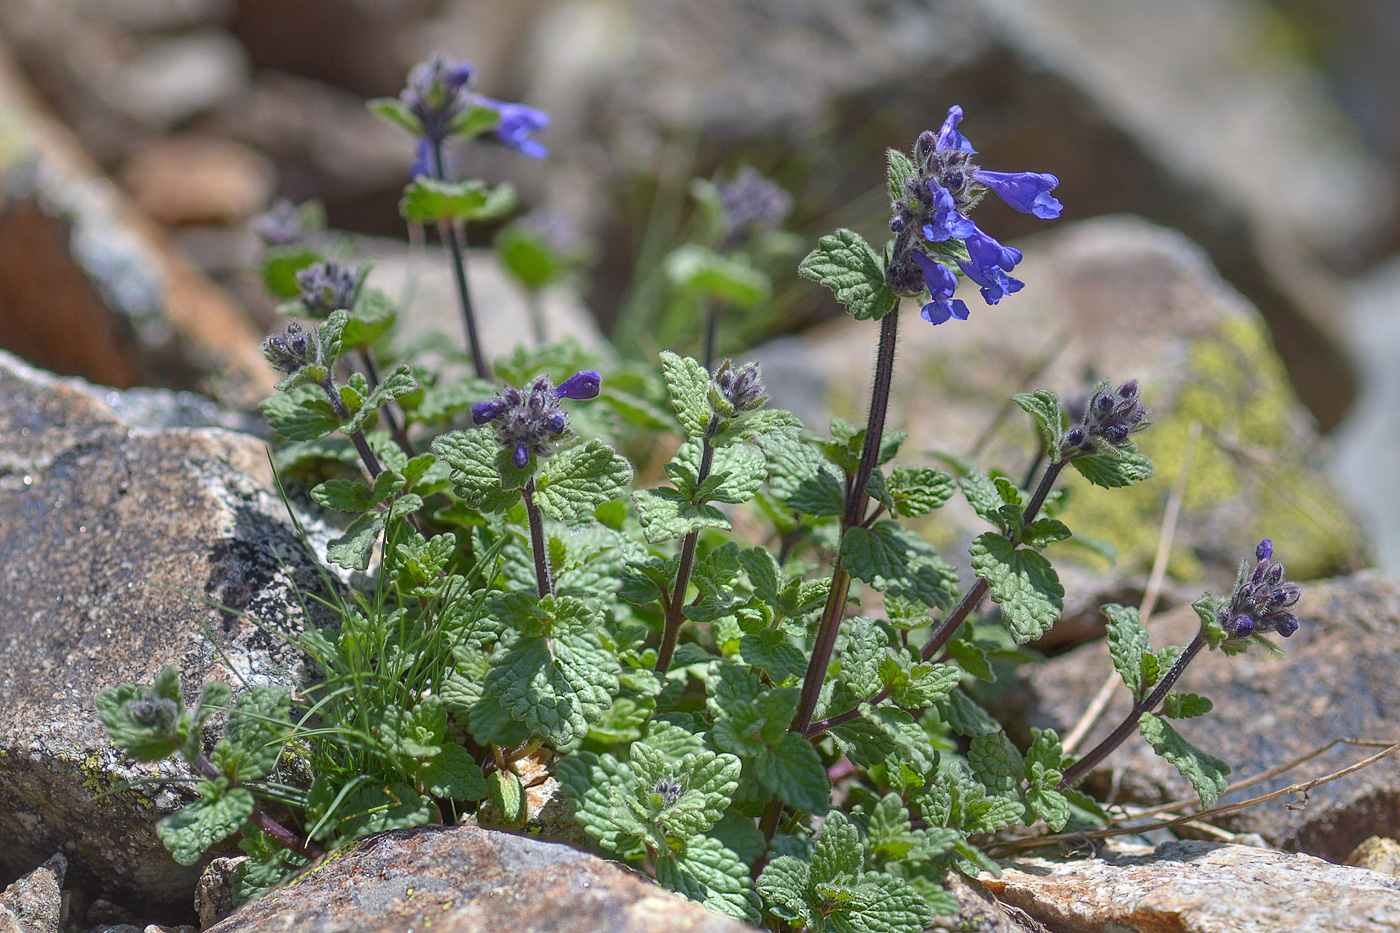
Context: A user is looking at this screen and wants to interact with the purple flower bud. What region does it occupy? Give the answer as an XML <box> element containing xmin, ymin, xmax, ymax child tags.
<box><xmin>1264</xmin><ymin>563</ymin><xmax>1284</xmax><ymax>587</ymax></box>
<box><xmin>1117</xmin><ymin>379</ymin><xmax>1140</xmax><ymax>400</ymax></box>
<box><xmin>1256</xmin><ymin>539</ymin><xmax>1273</xmax><ymax>562</ymax></box>
<box><xmin>1273</xmin><ymin>613</ymin><xmax>1299</xmax><ymax>637</ymax></box>
<box><xmin>1063</xmin><ymin>426</ymin><xmax>1086</xmax><ymax>449</ymax></box>
<box><xmin>915</xmin><ymin>130</ymin><xmax>939</xmax><ymax>165</ymax></box>
<box><xmin>251</xmin><ymin>198</ymin><xmax>306</xmax><ymax>247</ymax></box>
<box><xmin>1103</xmin><ymin>424</ymin><xmax>1129</xmax><ymax>445</ymax></box>
<box><xmin>545</xmin><ymin>412</ymin><xmax>568</xmax><ymax>434</ymax></box>
<box><xmin>443</xmin><ymin>62</ymin><xmax>474</xmax><ymax>90</ymax></box>
<box><xmin>472</xmin><ymin>399</ymin><xmax>507</xmax><ymax>424</ymax></box>
<box><xmin>890</xmin><ymin>215</ymin><xmax>907</xmax><ymax>233</ymax></box>
<box><xmin>557</xmin><ymin>370</ymin><xmax>601</xmax><ymax>400</ymax></box>
<box><xmin>1232</xmin><ymin>614</ymin><xmax>1256</xmax><ymax>638</ymax></box>
<box><xmin>1268</xmin><ymin>584</ymin><xmax>1301</xmax><ymax>609</ymax></box>
<box><xmin>513</xmin><ymin>444</ymin><xmax>530</xmax><ymax>468</ymax></box>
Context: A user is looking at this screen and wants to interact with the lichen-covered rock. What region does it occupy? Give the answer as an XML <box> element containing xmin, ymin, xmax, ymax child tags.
<box><xmin>755</xmin><ymin>217</ymin><xmax>1361</xmax><ymax>598</ymax></box>
<box><xmin>0</xmin><ymin>853</ymin><xmax>65</xmax><ymax>933</ymax></box>
<box><xmin>205</xmin><ymin>823</ymin><xmax>756</xmax><ymax>933</ymax></box>
<box><xmin>0</xmin><ymin>350</ymin><xmax>325</xmax><ymax>915</ymax></box>
<box><xmin>982</xmin><ymin>839</ymin><xmax>1400</xmax><ymax>933</ymax></box>
<box><xmin>0</xmin><ymin>43</ymin><xmax>272</xmax><ymax>409</ymax></box>
<box><xmin>1019</xmin><ymin>571</ymin><xmax>1400</xmax><ymax>861</ymax></box>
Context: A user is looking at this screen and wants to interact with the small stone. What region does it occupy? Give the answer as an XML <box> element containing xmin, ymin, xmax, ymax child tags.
<box><xmin>1348</xmin><ymin>836</ymin><xmax>1400</xmax><ymax>876</ymax></box>
<box><xmin>122</xmin><ymin>138</ymin><xmax>275</xmax><ymax>228</ymax></box>
<box><xmin>0</xmin><ymin>854</ymin><xmax>65</xmax><ymax>933</ymax></box>
<box><xmin>107</xmin><ymin>32</ymin><xmax>249</xmax><ymax>129</ymax></box>
<box><xmin>195</xmin><ymin>857</ymin><xmax>247</xmax><ymax>929</ymax></box>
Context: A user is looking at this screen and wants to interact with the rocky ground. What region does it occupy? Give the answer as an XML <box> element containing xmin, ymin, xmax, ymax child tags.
<box><xmin>3</xmin><ymin>1</ymin><xmax>1400</xmax><ymax>932</ymax></box>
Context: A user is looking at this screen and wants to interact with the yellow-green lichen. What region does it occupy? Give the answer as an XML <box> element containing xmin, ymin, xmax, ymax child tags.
<box><xmin>1058</xmin><ymin>315</ymin><xmax>1359</xmax><ymax>583</ymax></box>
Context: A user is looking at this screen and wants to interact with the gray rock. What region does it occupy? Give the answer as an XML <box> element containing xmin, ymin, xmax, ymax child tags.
<box><xmin>0</xmin><ymin>854</ymin><xmax>65</xmax><ymax>933</ymax></box>
<box><xmin>0</xmin><ymin>44</ymin><xmax>275</xmax><ymax>410</ymax></box>
<box><xmin>104</xmin><ymin>32</ymin><xmax>249</xmax><ymax>129</ymax></box>
<box><xmin>205</xmin><ymin>823</ymin><xmax>756</xmax><ymax>933</ymax></box>
<box><xmin>1348</xmin><ymin>836</ymin><xmax>1400</xmax><ymax>877</ymax></box>
<box><xmin>982</xmin><ymin>839</ymin><xmax>1400</xmax><ymax>933</ymax></box>
<box><xmin>194</xmin><ymin>858</ymin><xmax>245</xmax><ymax>930</ymax></box>
<box><xmin>753</xmin><ymin>217</ymin><xmax>1361</xmax><ymax>592</ymax></box>
<box><xmin>1018</xmin><ymin>571</ymin><xmax>1400</xmax><ymax>862</ymax></box>
<box><xmin>0</xmin><ymin>350</ymin><xmax>326</xmax><ymax>914</ymax></box>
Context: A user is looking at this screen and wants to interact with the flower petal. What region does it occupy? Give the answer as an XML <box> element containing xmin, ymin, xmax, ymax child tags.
<box><xmin>976</xmin><ymin>170</ymin><xmax>1062</xmax><ymax>219</ymax></box>
<box><xmin>936</xmin><ymin>105</ymin><xmax>977</xmax><ymax>154</ymax></box>
<box><xmin>556</xmin><ymin>370</ymin><xmax>602</xmax><ymax>400</ymax></box>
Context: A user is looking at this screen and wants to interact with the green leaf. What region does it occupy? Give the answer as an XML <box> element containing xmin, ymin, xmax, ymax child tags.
<box><xmin>634</xmin><ymin>488</ymin><xmax>730</xmax><ymax>543</ymax></box>
<box><xmin>1023</xmin><ymin>729</ymin><xmax>1070</xmax><ymax>830</ymax></box>
<box><xmin>757</xmin><ymin>856</ymin><xmax>816</xmax><ymax>927</ymax></box>
<box><xmin>366</xmin><ymin>97</ymin><xmax>420</xmax><ymax>134</ymax></box>
<box><xmin>556</xmin><ymin>751</ymin><xmax>635</xmax><ymax>854</ymax></box>
<box><xmin>813</xmin><ymin>810</ymin><xmax>863</xmax><ymax>883</ymax></box>
<box><xmin>656</xmin><ymin>835</ymin><xmax>761</xmax><ymax>923</ymax></box>
<box><xmin>885</xmin><ymin>467</ymin><xmax>956</xmax><ymax>518</ymax></box>
<box><xmin>219</xmin><ymin>687</ymin><xmax>290</xmax><ymax>783</ymax></box>
<box><xmin>1011</xmin><ymin>390</ymin><xmax>1064</xmax><ymax>459</ymax></box>
<box><xmin>486</xmin><ymin>596</ymin><xmax>620</xmax><ymax>746</ymax></box>
<box><xmin>830</xmin><ymin>876</ymin><xmax>930</xmax><ymax>933</ymax></box>
<box><xmin>1069</xmin><ymin>448</ymin><xmax>1155</xmax><ymax>488</ymax></box>
<box><xmin>882</xmin><ymin>658</ymin><xmax>961</xmax><ymax>708</ymax></box>
<box><xmin>332</xmin><ymin>781</ymin><xmax>438</xmax><ymax>838</ymax></box>
<box><xmin>959</xmin><ymin>473</ymin><xmax>1006</xmax><ymax>529</ymax></box>
<box><xmin>261</xmin><ymin>246</ymin><xmax>324</xmax><ymax>300</ymax></box>
<box><xmin>431</xmin><ymin>429</ymin><xmax>522</xmax><ymax>513</ymax></box>
<box><xmin>535</xmin><ymin>439</ymin><xmax>633</xmax><ymax>521</ymax></box>
<box><xmin>968</xmin><ymin>533</ymin><xmax>1064</xmax><ymax>643</ymax></box>
<box><xmin>326</xmin><ymin>511</ymin><xmax>386</xmax><ymax>571</ymax></box>
<box><xmin>741</xmin><ymin>629</ymin><xmax>807</xmax><ymax>683</ymax></box>
<box><xmin>660</xmin><ymin>351</ymin><xmax>714</xmax><ymax>439</ymax></box>
<box><xmin>1022</xmin><ymin>518</ymin><xmax>1072</xmax><ymax>549</ymax></box>
<box><xmin>936</xmin><ymin>689</ymin><xmax>1000</xmax><ymax>737</ymax></box>
<box><xmin>839</xmin><ymin>617</ymin><xmax>887</xmax><ymax>696</ymax></box>
<box><xmin>1103</xmin><ymin>604</ymin><xmax>1152</xmax><ymax>700</ymax></box>
<box><xmin>418</xmin><ymin>743</ymin><xmax>487</xmax><ymax>799</ymax></box>
<box><xmin>260</xmin><ymin>386</ymin><xmax>339</xmax><ymax>442</ymax></box>
<box><xmin>1161</xmin><ymin>693</ymin><xmax>1214</xmax><ymax>719</ymax></box>
<box><xmin>1138</xmin><ymin>712</ymin><xmax>1230</xmax><ymax>808</ymax></box>
<box><xmin>757</xmin><ymin>732</ymin><xmax>830</xmax><ymax>814</ymax></box>
<box><xmin>841</xmin><ymin>521</ymin><xmax>959</xmax><ymax>609</ymax></box>
<box><xmin>339</xmin><ymin>287</ymin><xmax>397</xmax><ymax>348</ymax></box>
<box><xmin>968</xmin><ymin>732</ymin><xmax>1024</xmax><ymax>797</ymax></box>
<box><xmin>710</xmin><ymin>408</ymin><xmax>803</xmax><ymax>448</ymax></box>
<box><xmin>96</xmin><ymin>673</ymin><xmax>185</xmax><ymax>762</ymax></box>
<box><xmin>343</xmin><ymin>364</ymin><xmax>419</xmax><ymax>434</ymax></box>
<box><xmin>666</xmin><ymin>243</ymin><xmax>771</xmax><ymax>309</ymax></box>
<box><xmin>798</xmin><ymin>229</ymin><xmax>898</xmax><ymax>321</ymax></box>
<box><xmin>399</xmin><ymin>177</ymin><xmax>516</xmax><ymax>223</ymax></box>
<box><xmin>887</xmin><ymin>148</ymin><xmax>917</xmax><ymax>204</ymax></box>
<box><xmin>157</xmin><ymin>787</ymin><xmax>255</xmax><ymax>865</ymax></box>
<box><xmin>788</xmin><ymin>467</ymin><xmax>846</xmax><ymax>517</ymax></box>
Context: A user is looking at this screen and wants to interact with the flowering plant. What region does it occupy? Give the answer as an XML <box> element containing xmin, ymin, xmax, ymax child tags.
<box><xmin>97</xmin><ymin>79</ymin><xmax>1301</xmax><ymax>929</ymax></box>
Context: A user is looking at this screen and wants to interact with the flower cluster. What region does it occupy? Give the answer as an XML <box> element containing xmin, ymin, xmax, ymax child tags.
<box><xmin>472</xmin><ymin>370</ymin><xmax>602</xmax><ymax>468</ymax></box>
<box><xmin>261</xmin><ymin>321</ymin><xmax>319</xmax><ymax>375</ymax></box>
<box><xmin>396</xmin><ymin>54</ymin><xmax>549</xmax><ymax>159</ymax></box>
<box><xmin>252</xmin><ymin>198</ymin><xmax>306</xmax><ymax>247</ymax></box>
<box><xmin>1060</xmin><ymin>379</ymin><xmax>1150</xmax><ymax>456</ymax></box>
<box><xmin>710</xmin><ymin>359</ymin><xmax>768</xmax><ymax>415</ymax></box>
<box><xmin>1218</xmin><ymin>539</ymin><xmax>1302</xmax><ymax>638</ymax></box>
<box><xmin>889</xmin><ymin>106</ymin><xmax>1062</xmax><ymax>325</ymax></box>
<box><xmin>716</xmin><ymin>167</ymin><xmax>793</xmax><ymax>251</ymax></box>
<box><xmin>294</xmin><ymin>260</ymin><xmax>362</xmax><ymax>318</ymax></box>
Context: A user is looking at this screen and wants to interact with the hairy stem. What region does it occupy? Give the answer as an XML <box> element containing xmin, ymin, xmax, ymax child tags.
<box><xmin>789</xmin><ymin>309</ymin><xmax>899</xmax><ymax>739</ymax></box>
<box><xmin>429</xmin><ymin>141</ymin><xmax>489</xmax><ymax>380</ymax></box>
<box><xmin>656</xmin><ymin>419</ymin><xmax>719</xmax><ymax>672</ymax></box>
<box><xmin>702</xmin><ymin>299</ymin><xmax>719</xmax><ymax>373</ymax></box>
<box><xmin>322</xmin><ymin>378</ymin><xmax>382</xmax><ymax>479</ymax></box>
<box><xmin>521</xmin><ymin>478</ymin><xmax>553</xmax><ymax>598</ymax></box>
<box><xmin>1058</xmin><ymin>627</ymin><xmax>1208</xmax><ymax>790</ymax></box>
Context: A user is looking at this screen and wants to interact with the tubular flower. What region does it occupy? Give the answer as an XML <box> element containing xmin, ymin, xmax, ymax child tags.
<box><xmin>910</xmin><ymin>252</ymin><xmax>970</xmax><ymax>325</ymax></box>
<box><xmin>1217</xmin><ymin>539</ymin><xmax>1302</xmax><ymax>638</ymax></box>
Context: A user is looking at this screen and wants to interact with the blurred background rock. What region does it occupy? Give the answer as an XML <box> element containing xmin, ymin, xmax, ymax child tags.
<box><xmin>1</xmin><ymin>0</ymin><xmax>1399</xmax><ymax>568</ymax></box>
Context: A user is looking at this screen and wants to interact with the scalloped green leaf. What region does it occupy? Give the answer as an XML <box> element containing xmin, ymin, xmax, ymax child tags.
<box><xmin>969</xmin><ymin>533</ymin><xmax>1064</xmax><ymax>643</ymax></box>
<box><xmin>798</xmin><ymin>229</ymin><xmax>898</xmax><ymax>321</ymax></box>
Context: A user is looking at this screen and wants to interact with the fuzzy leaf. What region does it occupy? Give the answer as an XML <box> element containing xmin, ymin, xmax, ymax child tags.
<box><xmin>218</xmin><ymin>687</ymin><xmax>290</xmax><ymax>783</ymax></box>
<box><xmin>887</xmin><ymin>148</ymin><xmax>917</xmax><ymax>203</ymax></box>
<box><xmin>157</xmin><ymin>787</ymin><xmax>255</xmax><ymax>865</ymax></box>
<box><xmin>813</xmin><ymin>810</ymin><xmax>864</xmax><ymax>883</ymax></box>
<box><xmin>633</xmin><ymin>488</ymin><xmax>730</xmax><ymax>543</ymax></box>
<box><xmin>260</xmin><ymin>386</ymin><xmax>339</xmax><ymax>442</ymax></box>
<box><xmin>660</xmin><ymin>351</ymin><xmax>714</xmax><ymax>439</ymax></box>
<box><xmin>799</xmin><ymin>229</ymin><xmax>898</xmax><ymax>321</ymax></box>
<box><xmin>1103</xmin><ymin>604</ymin><xmax>1152</xmax><ymax>700</ymax></box>
<box><xmin>1011</xmin><ymin>390</ymin><xmax>1064</xmax><ymax>458</ymax></box>
<box><xmin>419</xmin><ymin>743</ymin><xmax>487</xmax><ymax>799</ymax></box>
<box><xmin>431</xmin><ymin>429</ymin><xmax>522</xmax><ymax>512</ymax></box>
<box><xmin>1022</xmin><ymin>518</ymin><xmax>1072</xmax><ymax>549</ymax></box>
<box><xmin>959</xmin><ymin>473</ymin><xmax>1006</xmax><ymax>529</ymax></box>
<box><xmin>1070</xmin><ymin>448</ymin><xmax>1155</xmax><ymax>488</ymax></box>
<box><xmin>343</xmin><ymin>364</ymin><xmax>419</xmax><ymax>434</ymax></box>
<box><xmin>882</xmin><ymin>659</ymin><xmax>961</xmax><ymax>708</ymax></box>
<box><xmin>758</xmin><ymin>732</ymin><xmax>830</xmax><ymax>814</ymax></box>
<box><xmin>886</xmin><ymin>467</ymin><xmax>956</xmax><ymax>518</ymax></box>
<box><xmin>788</xmin><ymin>467</ymin><xmax>846</xmax><ymax>516</ymax></box>
<box><xmin>741</xmin><ymin>629</ymin><xmax>807</xmax><ymax>683</ymax></box>
<box><xmin>757</xmin><ymin>856</ymin><xmax>816</xmax><ymax>926</ymax></box>
<box><xmin>556</xmin><ymin>751</ymin><xmax>634</xmax><ymax>854</ymax></box>
<box><xmin>842</xmin><ymin>521</ymin><xmax>958</xmax><ymax>609</ymax></box>
<box><xmin>1139</xmin><ymin>712</ymin><xmax>1230</xmax><ymax>808</ymax></box>
<box><xmin>656</xmin><ymin>835</ymin><xmax>761</xmax><ymax>923</ymax></box>
<box><xmin>666</xmin><ymin>243</ymin><xmax>771</xmax><ymax>309</ymax></box>
<box><xmin>399</xmin><ymin>177</ymin><xmax>516</xmax><ymax>223</ymax></box>
<box><xmin>326</xmin><ymin>511</ymin><xmax>386</xmax><ymax>571</ymax></box>
<box><xmin>96</xmin><ymin>674</ymin><xmax>185</xmax><ymax>762</ymax></box>
<box><xmin>535</xmin><ymin>438</ymin><xmax>633</xmax><ymax>521</ymax></box>
<box><xmin>839</xmin><ymin>616</ymin><xmax>887</xmax><ymax>696</ymax></box>
<box><xmin>969</xmin><ymin>533</ymin><xmax>1064</xmax><ymax>643</ymax></box>
<box><xmin>1161</xmin><ymin>693</ymin><xmax>1214</xmax><ymax>719</ymax></box>
<box><xmin>936</xmin><ymin>689</ymin><xmax>1000</xmax><ymax>737</ymax></box>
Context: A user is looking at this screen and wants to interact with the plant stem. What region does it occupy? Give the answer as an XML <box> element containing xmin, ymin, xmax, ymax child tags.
<box><xmin>702</xmin><ymin>299</ymin><xmax>719</xmax><ymax>373</ymax></box>
<box><xmin>429</xmin><ymin>141</ymin><xmax>489</xmax><ymax>380</ymax></box>
<box><xmin>655</xmin><ymin>418</ymin><xmax>718</xmax><ymax>673</ymax></box>
<box><xmin>527</xmin><ymin>289</ymin><xmax>547</xmax><ymax>347</ymax></box>
<box><xmin>322</xmin><ymin>378</ymin><xmax>382</xmax><ymax>478</ymax></box>
<box><xmin>787</xmin><ymin>308</ymin><xmax>899</xmax><ymax>742</ymax></box>
<box><xmin>195</xmin><ymin>754</ymin><xmax>322</xmax><ymax>859</ymax></box>
<box><xmin>917</xmin><ymin>458</ymin><xmax>1065</xmax><ymax>662</ymax></box>
<box><xmin>521</xmin><ymin>478</ymin><xmax>553</xmax><ymax>598</ymax></box>
<box><xmin>1058</xmin><ymin>627</ymin><xmax>1208</xmax><ymax>790</ymax></box>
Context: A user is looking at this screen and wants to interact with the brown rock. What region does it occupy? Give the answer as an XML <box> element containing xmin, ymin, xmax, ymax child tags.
<box><xmin>0</xmin><ymin>43</ymin><xmax>273</xmax><ymax>409</ymax></box>
<box><xmin>930</xmin><ymin>872</ymin><xmax>1049</xmax><ymax>933</ymax></box>
<box><xmin>1020</xmin><ymin>571</ymin><xmax>1400</xmax><ymax>862</ymax></box>
<box><xmin>0</xmin><ymin>350</ymin><xmax>327</xmax><ymax>915</ymax></box>
<box><xmin>983</xmin><ymin>839</ymin><xmax>1400</xmax><ymax>933</ymax></box>
<box><xmin>194</xmin><ymin>857</ymin><xmax>246</xmax><ymax>929</ymax></box>
<box><xmin>0</xmin><ymin>854</ymin><xmax>65</xmax><ymax>933</ymax></box>
<box><xmin>205</xmin><ymin>823</ymin><xmax>756</xmax><ymax>933</ymax></box>
<box><xmin>121</xmin><ymin>137</ymin><xmax>274</xmax><ymax>228</ymax></box>
<box><xmin>1348</xmin><ymin>836</ymin><xmax>1400</xmax><ymax>876</ymax></box>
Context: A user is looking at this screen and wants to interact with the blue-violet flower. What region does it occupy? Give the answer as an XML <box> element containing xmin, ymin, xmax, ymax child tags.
<box><xmin>472</xmin><ymin>370</ymin><xmax>601</xmax><ymax>468</ymax></box>
<box><xmin>1218</xmin><ymin>539</ymin><xmax>1302</xmax><ymax>638</ymax></box>
<box><xmin>911</xmin><ymin>252</ymin><xmax>970</xmax><ymax>325</ymax></box>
